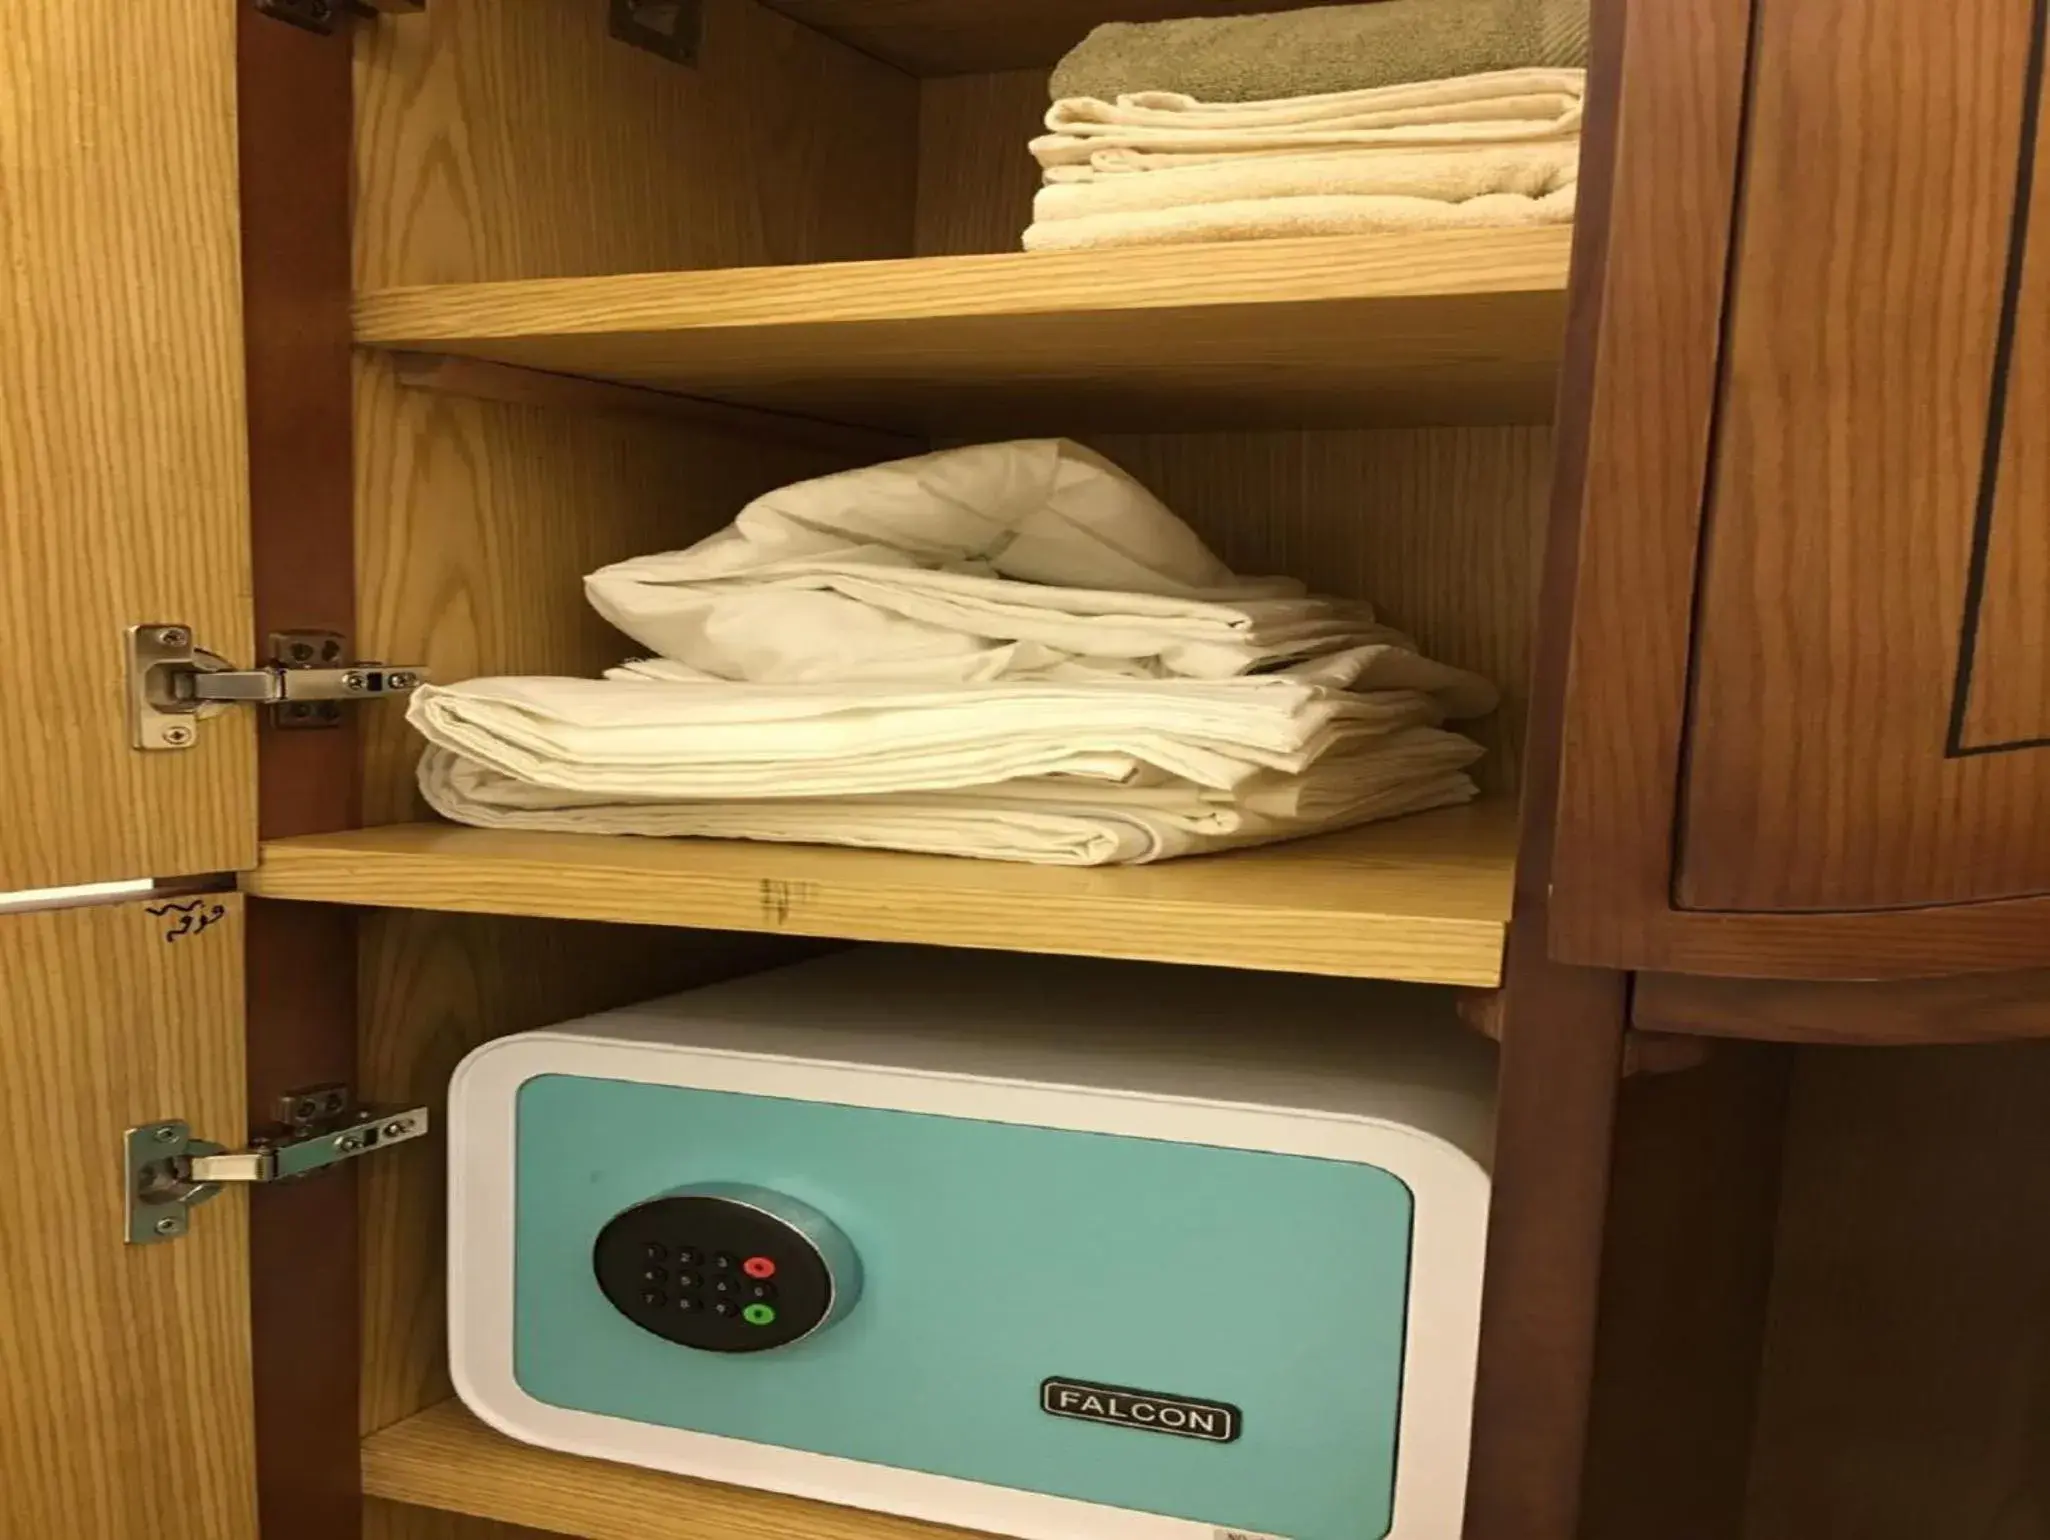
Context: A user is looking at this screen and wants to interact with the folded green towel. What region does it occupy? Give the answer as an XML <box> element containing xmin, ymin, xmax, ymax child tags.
<box><xmin>1049</xmin><ymin>0</ymin><xmax>1591</xmax><ymax>105</ymax></box>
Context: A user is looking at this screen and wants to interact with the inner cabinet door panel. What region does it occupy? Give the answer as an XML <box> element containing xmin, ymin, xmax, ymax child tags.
<box><xmin>1676</xmin><ymin>0</ymin><xmax>2050</xmax><ymax>911</ymax></box>
<box><xmin>1</xmin><ymin>2</ymin><xmax>256</xmax><ymax>892</ymax></box>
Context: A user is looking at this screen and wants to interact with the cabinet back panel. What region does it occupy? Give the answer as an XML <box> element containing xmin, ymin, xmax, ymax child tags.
<box><xmin>353</xmin><ymin>0</ymin><xmax>918</xmax><ymax>287</ymax></box>
<box><xmin>353</xmin><ymin>355</ymin><xmax>870</xmax><ymax>824</ymax></box>
<box><xmin>914</xmin><ymin>69</ymin><xmax>1048</xmax><ymax>256</ymax></box>
<box><xmin>1088</xmin><ymin>429</ymin><xmax>1552</xmax><ymax>795</ymax></box>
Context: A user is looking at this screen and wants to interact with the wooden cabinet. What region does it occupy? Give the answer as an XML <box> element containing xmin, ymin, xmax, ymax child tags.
<box><xmin>1548</xmin><ymin>0</ymin><xmax>2050</xmax><ymax>975</ymax></box>
<box><xmin>4</xmin><ymin>3</ymin><xmax>2047</xmax><ymax>1540</ymax></box>
<box><xmin>1678</xmin><ymin>0</ymin><xmax>2050</xmax><ymax>913</ymax></box>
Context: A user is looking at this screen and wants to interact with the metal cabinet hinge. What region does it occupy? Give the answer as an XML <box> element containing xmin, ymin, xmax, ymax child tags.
<box><xmin>124</xmin><ymin>1085</ymin><xmax>429</xmax><ymax>1244</ymax></box>
<box><xmin>611</xmin><ymin>0</ymin><xmax>700</xmax><ymax>64</ymax></box>
<box><xmin>255</xmin><ymin>0</ymin><xmax>422</xmax><ymax>36</ymax></box>
<box><xmin>126</xmin><ymin>625</ymin><xmax>427</xmax><ymax>750</ymax></box>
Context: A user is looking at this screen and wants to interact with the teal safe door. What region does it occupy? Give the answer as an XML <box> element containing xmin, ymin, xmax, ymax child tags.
<box><xmin>513</xmin><ymin>1074</ymin><xmax>1417</xmax><ymax>1540</ymax></box>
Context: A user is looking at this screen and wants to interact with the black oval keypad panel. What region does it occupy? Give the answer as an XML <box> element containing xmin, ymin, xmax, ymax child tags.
<box><xmin>593</xmin><ymin>1193</ymin><xmax>835</xmax><ymax>1352</ymax></box>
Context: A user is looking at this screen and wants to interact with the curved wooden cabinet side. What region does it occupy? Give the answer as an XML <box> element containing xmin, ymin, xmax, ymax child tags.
<box><xmin>1543</xmin><ymin>0</ymin><xmax>2050</xmax><ymax>980</ymax></box>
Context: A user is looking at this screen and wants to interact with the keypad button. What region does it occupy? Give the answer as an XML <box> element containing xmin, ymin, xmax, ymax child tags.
<box><xmin>713</xmin><ymin>1278</ymin><xmax>737</xmax><ymax>1296</ymax></box>
<box><xmin>675</xmin><ymin>1270</ymin><xmax>701</xmax><ymax>1290</ymax></box>
<box><xmin>642</xmin><ymin>1242</ymin><xmax>667</xmax><ymax>1262</ymax></box>
<box><xmin>713</xmin><ymin>1300</ymin><xmax>740</xmax><ymax>1318</ymax></box>
<box><xmin>676</xmin><ymin>1296</ymin><xmax>703</xmax><ymax>1313</ymax></box>
<box><xmin>742</xmin><ymin>1303</ymin><xmax>777</xmax><ymax>1327</ymax></box>
<box><xmin>675</xmin><ymin>1246</ymin><xmax>699</xmax><ymax>1265</ymax></box>
<box><xmin>641</xmin><ymin>1290</ymin><xmax>665</xmax><ymax>1307</ymax></box>
<box><xmin>742</xmin><ymin>1255</ymin><xmax>777</xmax><ymax>1280</ymax></box>
<box><xmin>746</xmin><ymin>1281</ymin><xmax>776</xmax><ymax>1301</ymax></box>
<box><xmin>712</xmin><ymin>1253</ymin><xmax>737</xmax><ymax>1272</ymax></box>
<box><xmin>642</xmin><ymin>1267</ymin><xmax>667</xmax><ymax>1284</ymax></box>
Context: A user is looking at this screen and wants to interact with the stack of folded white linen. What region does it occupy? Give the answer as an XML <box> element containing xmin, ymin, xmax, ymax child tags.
<box><xmin>1025</xmin><ymin>67</ymin><xmax>1583</xmax><ymax>252</ymax></box>
<box><xmin>409</xmin><ymin>439</ymin><xmax>1498</xmax><ymax>866</ymax></box>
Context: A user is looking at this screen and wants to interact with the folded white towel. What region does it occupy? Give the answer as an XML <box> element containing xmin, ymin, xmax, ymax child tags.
<box><xmin>1025</xmin><ymin>185</ymin><xmax>1576</xmax><ymax>252</ymax></box>
<box><xmin>417</xmin><ymin>727</ymin><xmax>1484</xmax><ymax>866</ymax></box>
<box><xmin>1033</xmin><ymin>141</ymin><xmax>1577</xmax><ymax>218</ymax></box>
<box><xmin>584</xmin><ymin>440</ymin><xmax>1391</xmax><ymax>683</ymax></box>
<box><xmin>1031</xmin><ymin>68</ymin><xmax>1584</xmax><ymax>170</ymax></box>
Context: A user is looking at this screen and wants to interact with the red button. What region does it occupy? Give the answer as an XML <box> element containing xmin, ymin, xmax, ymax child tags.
<box><xmin>742</xmin><ymin>1255</ymin><xmax>776</xmax><ymax>1279</ymax></box>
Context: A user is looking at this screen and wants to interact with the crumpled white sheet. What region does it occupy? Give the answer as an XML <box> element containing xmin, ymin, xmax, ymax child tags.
<box><xmin>417</xmin><ymin>440</ymin><xmax>1502</xmax><ymax>865</ymax></box>
<box><xmin>583</xmin><ymin>439</ymin><xmax>1388</xmax><ymax>683</ymax></box>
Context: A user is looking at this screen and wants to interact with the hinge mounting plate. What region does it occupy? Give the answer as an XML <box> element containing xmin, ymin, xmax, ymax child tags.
<box><xmin>124</xmin><ymin>1086</ymin><xmax>429</xmax><ymax>1244</ymax></box>
<box><xmin>126</xmin><ymin>624</ymin><xmax>427</xmax><ymax>750</ymax></box>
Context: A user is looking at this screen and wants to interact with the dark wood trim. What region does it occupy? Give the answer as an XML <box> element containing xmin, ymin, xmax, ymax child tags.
<box><xmin>1540</xmin><ymin>0</ymin><xmax>1757</xmax><ymax>966</ymax></box>
<box><xmin>1947</xmin><ymin>0</ymin><xmax>2050</xmax><ymax>757</ymax></box>
<box><xmin>1635</xmin><ymin>966</ymin><xmax>2050</xmax><ymax>1044</ymax></box>
<box><xmin>1565</xmin><ymin>895</ymin><xmax>2050</xmax><ymax>980</ymax></box>
<box><xmin>237</xmin><ymin>6</ymin><xmax>363</xmax><ymax>1537</ymax></box>
<box><xmin>1459</xmin><ymin>989</ymin><xmax>1712</xmax><ymax>1076</ymax></box>
<box><xmin>1461</xmin><ymin>0</ymin><xmax>1633</xmax><ymax>1532</ymax></box>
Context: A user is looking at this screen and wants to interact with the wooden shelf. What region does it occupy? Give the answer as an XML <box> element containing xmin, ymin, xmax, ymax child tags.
<box><xmin>365</xmin><ymin>1399</ymin><xmax>988</xmax><ymax>1540</ymax></box>
<box><xmin>244</xmin><ymin>802</ymin><xmax>1516</xmax><ymax>987</ymax></box>
<box><xmin>354</xmin><ymin>230</ymin><xmax>1571</xmax><ymax>435</ymax></box>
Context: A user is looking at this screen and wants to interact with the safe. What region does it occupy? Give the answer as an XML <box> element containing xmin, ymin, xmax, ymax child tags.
<box><xmin>447</xmin><ymin>947</ymin><xmax>1493</xmax><ymax>1540</ymax></box>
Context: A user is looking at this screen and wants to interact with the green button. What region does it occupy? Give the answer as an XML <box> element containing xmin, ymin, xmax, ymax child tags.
<box><xmin>742</xmin><ymin>1303</ymin><xmax>777</xmax><ymax>1327</ymax></box>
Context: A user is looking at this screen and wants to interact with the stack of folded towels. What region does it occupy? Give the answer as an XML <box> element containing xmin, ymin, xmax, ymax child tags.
<box><xmin>1025</xmin><ymin>0</ymin><xmax>1588</xmax><ymax>253</ymax></box>
<box><xmin>408</xmin><ymin>440</ymin><xmax>1497</xmax><ymax>866</ymax></box>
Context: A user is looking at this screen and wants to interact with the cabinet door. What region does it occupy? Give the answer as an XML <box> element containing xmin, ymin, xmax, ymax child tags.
<box><xmin>2</xmin><ymin>0</ymin><xmax>256</xmax><ymax>891</ymax></box>
<box><xmin>0</xmin><ymin>897</ymin><xmax>258</xmax><ymax>1539</ymax></box>
<box><xmin>1677</xmin><ymin>0</ymin><xmax>2050</xmax><ymax>912</ymax></box>
<box><xmin>1543</xmin><ymin>0</ymin><xmax>2050</xmax><ymax>976</ymax></box>
<box><xmin>0</xmin><ymin>3</ymin><xmax>262</xmax><ymax>1536</ymax></box>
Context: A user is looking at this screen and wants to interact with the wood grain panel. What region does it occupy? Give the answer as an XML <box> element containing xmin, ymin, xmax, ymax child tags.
<box><xmin>760</xmin><ymin>0</ymin><xmax>1352</xmax><ymax>76</ymax></box>
<box><xmin>353</xmin><ymin>354</ymin><xmax>864</xmax><ymax>824</ymax></box>
<box><xmin>1089</xmin><ymin>428</ymin><xmax>1551</xmax><ymax>794</ymax></box>
<box><xmin>1679</xmin><ymin>0</ymin><xmax>2050</xmax><ymax>910</ymax></box>
<box><xmin>359</xmin><ymin>912</ymin><xmax>814</xmax><ymax>1434</ymax></box>
<box><xmin>0</xmin><ymin>0</ymin><xmax>254</xmax><ymax>888</ymax></box>
<box><xmin>1635</xmin><ymin>966</ymin><xmax>2050</xmax><ymax>1045</ymax></box>
<box><xmin>367</xmin><ymin>1501</ymin><xmax>556</xmax><ymax>1540</ymax></box>
<box><xmin>251</xmin><ymin>804</ymin><xmax>1516</xmax><ymax>987</ymax></box>
<box><xmin>352</xmin><ymin>0</ymin><xmax>918</xmax><ymax>288</ymax></box>
<box><xmin>1959</xmin><ymin>30</ymin><xmax>2050</xmax><ymax>752</ymax></box>
<box><xmin>913</xmin><ymin>70</ymin><xmax>1047</xmax><ymax>256</ymax></box>
<box><xmin>1462</xmin><ymin>7</ymin><xmax>1633</xmax><ymax>1532</ymax></box>
<box><xmin>353</xmin><ymin>231</ymin><xmax>1572</xmax><ymax>433</ymax></box>
<box><xmin>1539</xmin><ymin>0</ymin><xmax>1752</xmax><ymax>958</ymax></box>
<box><xmin>0</xmin><ymin>898</ymin><xmax>257</xmax><ymax>1539</ymax></box>
<box><xmin>1744</xmin><ymin>1043</ymin><xmax>2050</xmax><ymax>1540</ymax></box>
<box><xmin>1536</xmin><ymin>0</ymin><xmax>2050</xmax><ymax>974</ymax></box>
